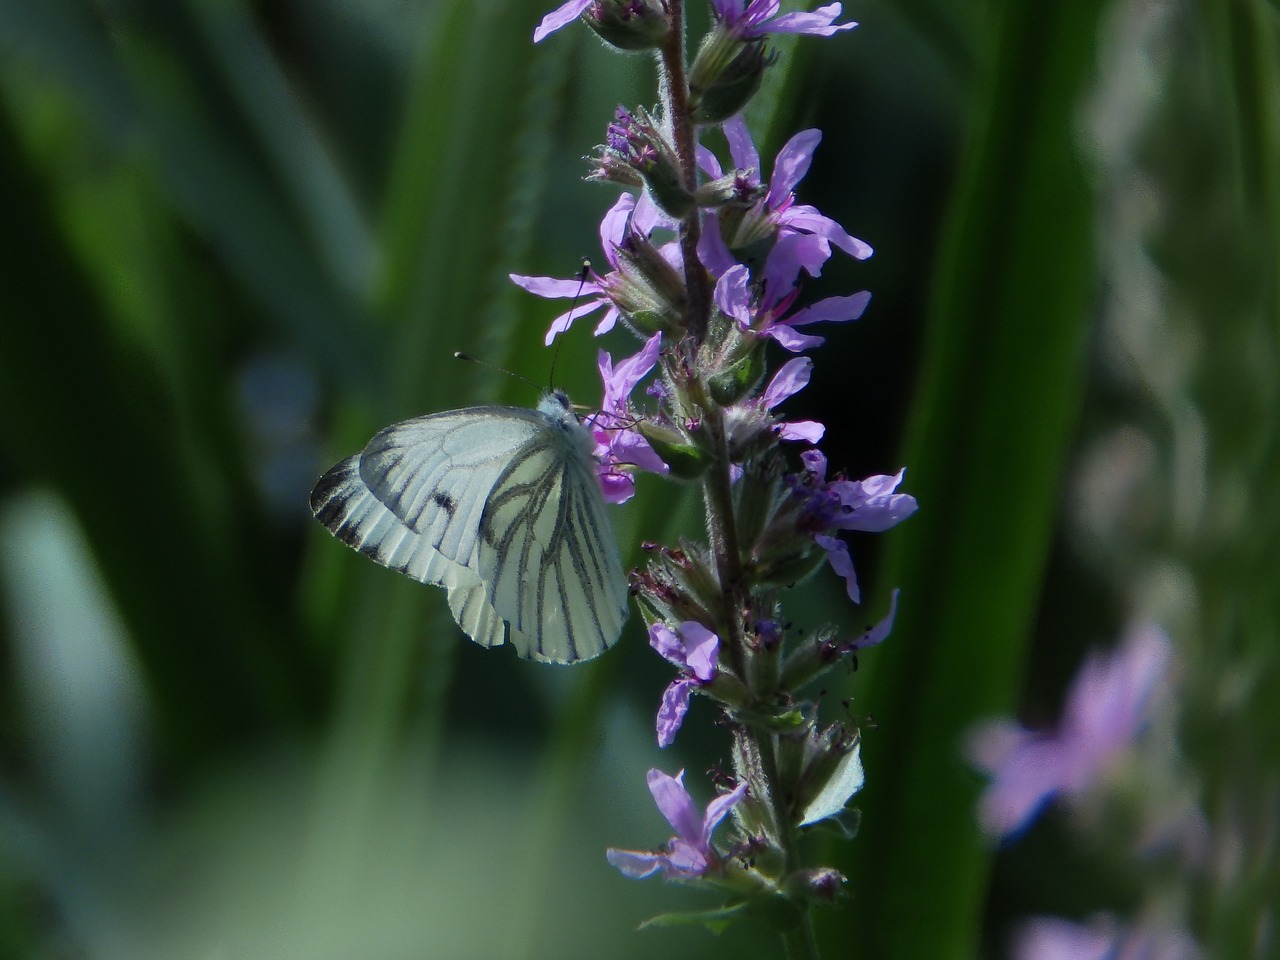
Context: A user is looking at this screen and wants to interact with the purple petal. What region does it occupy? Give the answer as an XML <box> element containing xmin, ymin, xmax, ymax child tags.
<box><xmin>510</xmin><ymin>272</ymin><xmax>604</xmax><ymax>299</ymax></box>
<box><xmin>679</xmin><ymin>622</ymin><xmax>720</xmax><ymax>682</ymax></box>
<box><xmin>647</xmin><ymin>768</ymin><xmax>703</xmax><ymax>841</ymax></box>
<box><xmin>762</xmin><ymin>356</ymin><xmax>813</xmax><ymax>408</ymax></box>
<box><xmin>767</xmin><ymin>3</ymin><xmax>857</xmax><ymax>35</ymax></box>
<box><xmin>543</xmin><ymin>298</ymin><xmax>608</xmax><ymax>345</ymax></box>
<box><xmin>769</xmin><ymin>325</ymin><xmax>826</xmax><ymax>352</ymax></box>
<box><xmin>664</xmin><ymin>838</ymin><xmax>709</xmax><ymax>878</ymax></box>
<box><xmin>981</xmin><ymin>740</ymin><xmax>1068</xmax><ymax>838</ymax></box>
<box><xmin>800</xmin><ymin>448</ymin><xmax>828</xmax><ymax>481</ymax></box>
<box><xmin>854</xmin><ymin>588</ymin><xmax>899</xmax><ymax>649</ymax></box>
<box><xmin>609</xmin><ymin>332</ymin><xmax>663</xmax><ymax>402</ymax></box>
<box><xmin>649</xmin><ymin>622</ymin><xmax>684</xmax><ymax>665</ymax></box>
<box><xmin>591</xmin><ymin>305</ymin><xmax>622</xmax><ymax>338</ymax></box>
<box><xmin>722</xmin><ymin>114</ymin><xmax>760</xmax><ymax>179</ymax></box>
<box><xmin>607</xmin><ymin>428</ymin><xmax>669</xmax><ymax>475</ymax></box>
<box><xmin>763</xmin><ymin>232</ymin><xmax>828</xmax><ymax>295</ymax></box>
<box><xmin>657</xmin><ymin>678</ymin><xmax>695</xmax><ymax>748</ymax></box>
<box><xmin>714</xmin><ymin>264</ymin><xmax>754</xmax><ymax>326</ymax></box>
<box><xmin>700</xmin><ymin>780</ymin><xmax>748</xmax><ymax>845</ymax></box>
<box><xmin>1012</xmin><ymin>917</ymin><xmax>1116</xmax><ymax>960</ymax></box>
<box><xmin>783</xmin><ymin>204</ymin><xmax>873</xmax><ymax>259</ymax></box>
<box><xmin>599</xmin><ymin>191</ymin><xmax>637</xmax><ymax>256</ymax></box>
<box><xmin>533</xmin><ymin>0</ymin><xmax>592</xmax><ymax>42</ymax></box>
<box><xmin>697</xmin><ymin>210</ymin><xmax>737</xmax><ymax>278</ymax></box>
<box><xmin>778</xmin><ymin>420</ymin><xmax>825</xmax><ymax>443</ymax></box>
<box><xmin>768</xmin><ymin>129</ymin><xmax>821</xmax><ymax>203</ymax></box>
<box><xmin>696</xmin><ymin>142</ymin><xmax>723</xmax><ymax>179</ymax></box>
<box><xmin>598</xmin><ymin>470</ymin><xmax>636</xmax><ymax>504</ymax></box>
<box><xmin>605</xmin><ymin>847</ymin><xmax>666</xmax><ymax>879</ymax></box>
<box><xmin>1063</xmin><ymin>624</ymin><xmax>1170</xmax><ymax>752</ymax></box>
<box><xmin>783</xmin><ymin>291</ymin><xmax>871</xmax><ymax>328</ymax></box>
<box><xmin>815</xmin><ymin>533</ymin><xmax>859</xmax><ymax>603</ymax></box>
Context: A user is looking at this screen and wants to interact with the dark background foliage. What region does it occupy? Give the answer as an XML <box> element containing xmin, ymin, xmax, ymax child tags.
<box><xmin>0</xmin><ymin>1</ymin><xmax>1275</xmax><ymax>957</ymax></box>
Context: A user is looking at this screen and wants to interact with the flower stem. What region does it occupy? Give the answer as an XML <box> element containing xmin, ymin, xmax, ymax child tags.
<box><xmin>782</xmin><ymin>915</ymin><xmax>821</xmax><ymax>960</ymax></box>
<box><xmin>658</xmin><ymin>0</ymin><xmax>711</xmax><ymax>342</ymax></box>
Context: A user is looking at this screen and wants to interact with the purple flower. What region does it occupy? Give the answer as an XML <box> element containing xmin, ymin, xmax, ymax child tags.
<box><xmin>511</xmin><ymin>192</ymin><xmax>675</xmax><ymax>345</ymax></box>
<box><xmin>592</xmin><ymin>332</ymin><xmax>669</xmax><ymax>504</ymax></box>
<box><xmin>712</xmin><ymin>242</ymin><xmax>871</xmax><ymax>352</ymax></box>
<box><xmin>533</xmin><ymin>0</ymin><xmax>592</xmax><ymax>42</ymax></box>
<box><xmin>700</xmin><ymin>115</ymin><xmax>871</xmax><ymax>265</ymax></box>
<box><xmin>968</xmin><ymin>624</ymin><xmax>1174</xmax><ymax>839</ymax></box>
<box><xmin>709</xmin><ymin>0</ymin><xmax>857</xmax><ymax>39</ymax></box>
<box><xmin>797</xmin><ymin>449</ymin><xmax>918</xmax><ymax>602</ymax></box>
<box><xmin>760</xmin><ymin>356</ymin><xmax>824</xmax><ymax>442</ymax></box>
<box><xmin>650</xmin><ymin>621</ymin><xmax>719</xmax><ymax>747</ymax></box>
<box><xmin>606</xmin><ymin>768</ymin><xmax>747</xmax><ymax>880</ymax></box>
<box><xmin>1012</xmin><ymin>915</ymin><xmax>1200</xmax><ymax>960</ymax></box>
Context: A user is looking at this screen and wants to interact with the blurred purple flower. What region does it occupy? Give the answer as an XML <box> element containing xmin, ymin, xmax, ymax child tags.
<box><xmin>709</xmin><ymin>0</ymin><xmax>857</xmax><ymax>39</ymax></box>
<box><xmin>650</xmin><ymin>621</ymin><xmax>719</xmax><ymax>747</ymax></box>
<box><xmin>606</xmin><ymin>768</ymin><xmax>747</xmax><ymax>880</ymax></box>
<box><xmin>968</xmin><ymin>624</ymin><xmax>1174</xmax><ymax>839</ymax></box>
<box><xmin>796</xmin><ymin>449</ymin><xmax>917</xmax><ymax>602</ymax></box>
<box><xmin>1012</xmin><ymin>914</ymin><xmax>1200</xmax><ymax>960</ymax></box>
<box><xmin>592</xmin><ymin>332</ymin><xmax>669</xmax><ymax>504</ymax></box>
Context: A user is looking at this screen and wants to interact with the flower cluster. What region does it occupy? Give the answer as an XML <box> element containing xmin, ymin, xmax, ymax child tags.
<box><xmin>968</xmin><ymin>624</ymin><xmax>1207</xmax><ymax>959</ymax></box>
<box><xmin>517</xmin><ymin>0</ymin><xmax>913</xmax><ymax>945</ymax></box>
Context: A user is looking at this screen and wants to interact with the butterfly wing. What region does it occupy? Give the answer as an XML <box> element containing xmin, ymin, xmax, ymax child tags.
<box><xmin>479</xmin><ymin>423</ymin><xmax>629</xmax><ymax>663</ymax></box>
<box><xmin>309</xmin><ymin>405</ymin><xmax>628</xmax><ymax>662</ymax></box>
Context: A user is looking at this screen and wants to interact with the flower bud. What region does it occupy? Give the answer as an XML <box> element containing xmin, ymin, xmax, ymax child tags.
<box><xmin>590</xmin><ymin>107</ymin><xmax>694</xmax><ymax>219</ymax></box>
<box><xmin>689</xmin><ymin>30</ymin><xmax>772</xmax><ymax>124</ymax></box>
<box><xmin>780</xmin><ymin>867</ymin><xmax>846</xmax><ymax>904</ymax></box>
<box><xmin>582</xmin><ymin>0</ymin><xmax>670</xmax><ymax>51</ymax></box>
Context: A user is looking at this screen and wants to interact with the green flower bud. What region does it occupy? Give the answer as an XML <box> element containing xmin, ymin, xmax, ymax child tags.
<box><xmin>582</xmin><ymin>0</ymin><xmax>670</xmax><ymax>51</ymax></box>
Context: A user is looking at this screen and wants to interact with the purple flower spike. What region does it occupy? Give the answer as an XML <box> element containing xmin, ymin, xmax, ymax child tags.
<box><xmin>606</xmin><ymin>769</ymin><xmax>748</xmax><ymax>880</ymax></box>
<box><xmin>533</xmin><ymin>0</ymin><xmax>592</xmax><ymax>42</ymax></box>
<box><xmin>709</xmin><ymin>0</ymin><xmax>857</xmax><ymax>40</ymax></box>
<box><xmin>968</xmin><ymin>624</ymin><xmax>1174</xmax><ymax>839</ymax></box>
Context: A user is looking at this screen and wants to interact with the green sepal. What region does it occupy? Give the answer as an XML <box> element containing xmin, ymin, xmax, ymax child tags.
<box><xmin>637</xmin><ymin>902</ymin><xmax>750</xmax><ymax>934</ymax></box>
<box><xmin>803</xmin><ymin>808</ymin><xmax>862</xmax><ymax>841</ymax></box>
<box><xmin>639</xmin><ymin>423</ymin><xmax>709</xmax><ymax>479</ymax></box>
<box><xmin>751</xmin><ymin>544</ymin><xmax>827</xmax><ymax>591</ymax></box>
<box><xmin>708</xmin><ymin>342</ymin><xmax>766</xmax><ymax>406</ymax></box>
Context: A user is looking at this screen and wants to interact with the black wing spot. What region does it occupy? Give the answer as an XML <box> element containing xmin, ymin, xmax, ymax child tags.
<box><xmin>432</xmin><ymin>490</ymin><xmax>457</xmax><ymax>516</ymax></box>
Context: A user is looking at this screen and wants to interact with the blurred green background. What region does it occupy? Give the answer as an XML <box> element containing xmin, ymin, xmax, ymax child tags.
<box><xmin>1</xmin><ymin>0</ymin><xmax>1276</xmax><ymax>958</ymax></box>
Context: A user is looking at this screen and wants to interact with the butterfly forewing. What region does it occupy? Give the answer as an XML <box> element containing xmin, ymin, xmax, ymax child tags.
<box><xmin>309</xmin><ymin>399</ymin><xmax>629</xmax><ymax>663</ymax></box>
<box><xmin>358</xmin><ymin>409</ymin><xmax>546</xmax><ymax>565</ymax></box>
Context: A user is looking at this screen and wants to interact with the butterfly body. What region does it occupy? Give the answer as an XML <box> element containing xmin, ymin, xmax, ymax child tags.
<box><xmin>310</xmin><ymin>392</ymin><xmax>629</xmax><ymax>663</ymax></box>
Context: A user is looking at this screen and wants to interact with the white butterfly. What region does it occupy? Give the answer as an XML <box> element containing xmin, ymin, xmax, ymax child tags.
<box><xmin>310</xmin><ymin>391</ymin><xmax>629</xmax><ymax>664</ymax></box>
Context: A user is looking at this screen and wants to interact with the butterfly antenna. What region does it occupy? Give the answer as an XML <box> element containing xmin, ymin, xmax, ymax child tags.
<box><xmin>452</xmin><ymin>352</ymin><xmax>541</xmax><ymax>392</ymax></box>
<box><xmin>548</xmin><ymin>259</ymin><xmax>592</xmax><ymax>389</ymax></box>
